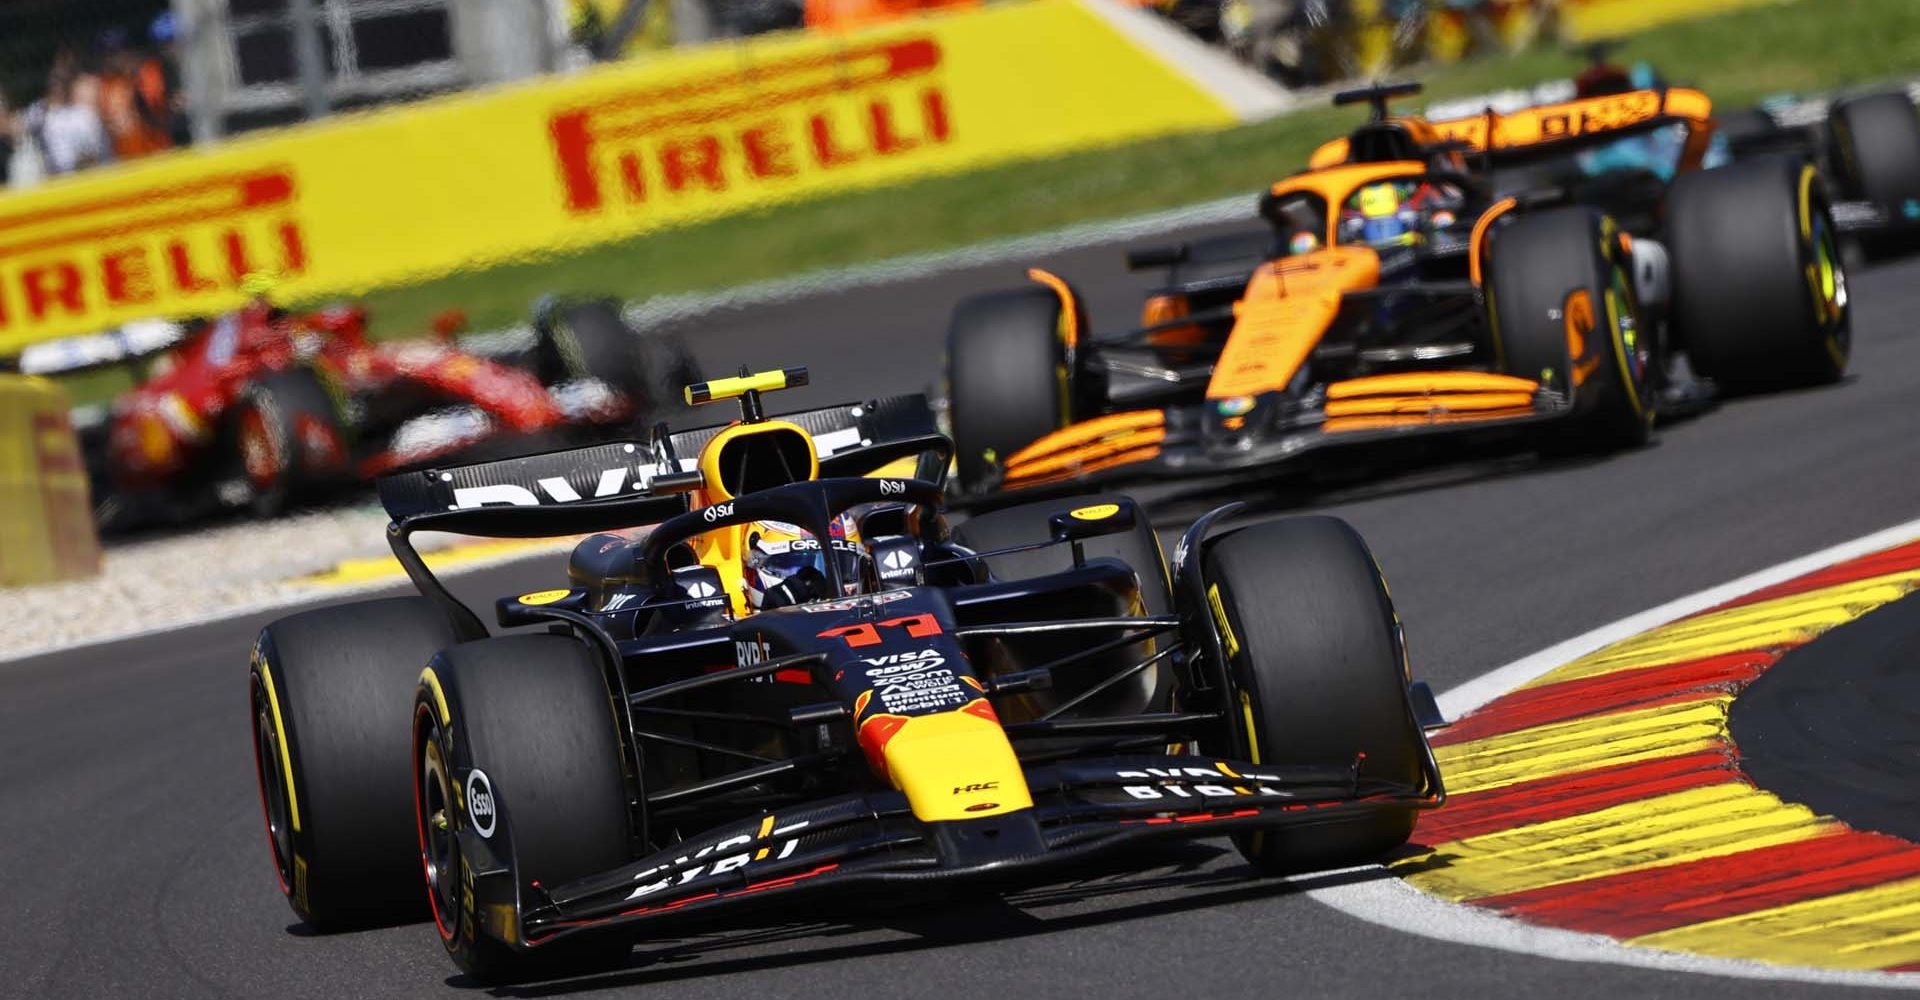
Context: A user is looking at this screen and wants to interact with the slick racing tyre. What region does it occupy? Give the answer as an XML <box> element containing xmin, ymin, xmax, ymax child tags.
<box><xmin>230</xmin><ymin>367</ymin><xmax>347</xmax><ymax>517</ymax></box>
<box><xmin>1830</xmin><ymin>91</ymin><xmax>1920</xmax><ymax>235</ymax></box>
<box><xmin>250</xmin><ymin>598</ymin><xmax>459</xmax><ymax>929</ymax></box>
<box><xmin>1486</xmin><ymin>206</ymin><xmax>1654</xmax><ymax>453</ymax></box>
<box><xmin>414</xmin><ymin>635</ymin><xmax>632</xmax><ymax>983</ymax></box>
<box><xmin>533</xmin><ymin>298</ymin><xmax>702</xmax><ymax>422</ymax></box>
<box><xmin>1201</xmin><ymin>517</ymin><xmax>1424</xmax><ymax>874</ymax></box>
<box><xmin>947</xmin><ymin>277</ymin><xmax>1086</xmax><ymax>493</ymax></box>
<box><xmin>952</xmin><ymin>494</ymin><xmax>1172</xmax><ymax>716</ymax></box>
<box><xmin>1667</xmin><ymin>156</ymin><xmax>1850</xmax><ymax>392</ymax></box>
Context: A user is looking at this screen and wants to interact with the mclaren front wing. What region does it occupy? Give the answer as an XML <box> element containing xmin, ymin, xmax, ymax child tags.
<box><xmin>984</xmin><ymin>371</ymin><xmax>1558</xmax><ymax>496</ymax></box>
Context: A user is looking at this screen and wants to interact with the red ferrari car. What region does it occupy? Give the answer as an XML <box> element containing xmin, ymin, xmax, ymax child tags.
<box><xmin>97</xmin><ymin>296</ymin><xmax>697</xmax><ymax>523</ymax></box>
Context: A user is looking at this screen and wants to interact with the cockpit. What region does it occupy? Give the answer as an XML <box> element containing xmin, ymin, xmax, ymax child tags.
<box><xmin>1334</xmin><ymin>177</ymin><xmax>1471</xmax><ymax>252</ymax></box>
<box><xmin>560</xmin><ymin>369</ymin><xmax>965</xmax><ymax>632</ymax></box>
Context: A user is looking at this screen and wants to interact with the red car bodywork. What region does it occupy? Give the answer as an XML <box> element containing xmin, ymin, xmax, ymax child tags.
<box><xmin>105</xmin><ymin>302</ymin><xmax>621</xmax><ymax>498</ymax></box>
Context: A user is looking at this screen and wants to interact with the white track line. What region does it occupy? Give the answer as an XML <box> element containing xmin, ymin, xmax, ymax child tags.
<box><xmin>1311</xmin><ymin>514</ymin><xmax>1920</xmax><ymax>989</ymax></box>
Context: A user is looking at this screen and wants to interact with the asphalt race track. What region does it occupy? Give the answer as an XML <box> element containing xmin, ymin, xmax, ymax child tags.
<box><xmin>1732</xmin><ymin>589</ymin><xmax>1920</xmax><ymax>844</ymax></box>
<box><xmin>6</xmin><ymin>224</ymin><xmax>1920</xmax><ymax>999</ymax></box>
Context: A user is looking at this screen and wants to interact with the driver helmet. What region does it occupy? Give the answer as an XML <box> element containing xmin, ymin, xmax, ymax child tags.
<box><xmin>1353</xmin><ymin>181</ymin><xmax>1420</xmax><ymax>248</ymax></box>
<box><xmin>742</xmin><ymin>514</ymin><xmax>864</xmax><ymax>611</ymax></box>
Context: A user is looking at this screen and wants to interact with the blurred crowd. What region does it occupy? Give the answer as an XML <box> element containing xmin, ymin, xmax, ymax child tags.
<box><xmin>0</xmin><ymin>11</ymin><xmax>186</xmax><ymax>190</ymax></box>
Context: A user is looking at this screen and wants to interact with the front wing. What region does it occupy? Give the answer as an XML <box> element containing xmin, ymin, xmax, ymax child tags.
<box><xmin>979</xmin><ymin>372</ymin><xmax>1562</xmax><ymax>499</ymax></box>
<box><xmin>462</xmin><ymin>751</ymin><xmax>1441</xmax><ymax>947</ymax></box>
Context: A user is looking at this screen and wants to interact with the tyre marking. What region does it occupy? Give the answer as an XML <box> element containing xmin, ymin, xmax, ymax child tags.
<box><xmin>1798</xmin><ymin>163</ymin><xmax>1816</xmax><ymax>242</ymax></box>
<box><xmin>1206</xmin><ymin>584</ymin><xmax>1241</xmax><ymax>658</ymax></box>
<box><xmin>419</xmin><ymin>666</ymin><xmax>451</xmax><ymax>726</ymax></box>
<box><xmin>253</xmin><ymin>648</ymin><xmax>302</xmax><ymax>832</ymax></box>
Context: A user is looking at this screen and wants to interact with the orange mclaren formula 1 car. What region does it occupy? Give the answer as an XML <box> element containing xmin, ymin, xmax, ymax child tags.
<box><xmin>946</xmin><ymin>83</ymin><xmax>1850</xmax><ymax>497</ymax></box>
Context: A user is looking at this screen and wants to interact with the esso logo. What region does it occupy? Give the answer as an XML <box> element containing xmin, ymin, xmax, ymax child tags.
<box><xmin>465</xmin><ymin>769</ymin><xmax>498</xmax><ymax>838</ymax></box>
<box><xmin>702</xmin><ymin>502</ymin><xmax>735</xmax><ymax>523</ymax></box>
<box><xmin>878</xmin><ymin>480</ymin><xmax>906</xmax><ymax>496</ymax></box>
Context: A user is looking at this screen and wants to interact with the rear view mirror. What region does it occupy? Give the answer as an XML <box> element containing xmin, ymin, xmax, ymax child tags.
<box><xmin>1048</xmin><ymin>499</ymin><xmax>1139</xmax><ymax>545</ymax></box>
<box><xmin>1126</xmin><ymin>244</ymin><xmax>1189</xmax><ymax>270</ymax></box>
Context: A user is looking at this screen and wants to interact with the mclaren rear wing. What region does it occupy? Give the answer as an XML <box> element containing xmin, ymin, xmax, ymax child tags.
<box><xmin>375</xmin><ymin>393</ymin><xmax>948</xmax><ymax>638</ymax></box>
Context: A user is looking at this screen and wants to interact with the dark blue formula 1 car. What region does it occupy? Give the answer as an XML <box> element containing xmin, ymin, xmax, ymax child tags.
<box><xmin>246</xmin><ymin>367</ymin><xmax>1446</xmax><ymax>982</ymax></box>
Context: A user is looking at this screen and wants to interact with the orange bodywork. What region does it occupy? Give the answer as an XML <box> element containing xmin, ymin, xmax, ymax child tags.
<box><xmin>1140</xmin><ymin>293</ymin><xmax>1206</xmax><ymax>346</ymax></box>
<box><xmin>1207</xmin><ymin>245</ymin><xmax>1380</xmax><ymax>399</ymax></box>
<box><xmin>1428</xmin><ymin>88</ymin><xmax>1713</xmax><ymax>160</ymax></box>
<box><xmin>1025</xmin><ymin>268</ymin><xmax>1080</xmax><ymax>352</ymax></box>
<box><xmin>1468</xmin><ymin>196</ymin><xmax>1518</xmax><ymax>286</ymax></box>
<box><xmin>1313</xmin><ymin>89</ymin><xmax>1716</xmax><ymax>175</ymax></box>
<box><xmin>1002</xmin><ymin>410</ymin><xmax>1166</xmax><ymax>485</ymax></box>
<box><xmin>1309</xmin><ymin>137</ymin><xmax>1351</xmax><ymax>169</ymax></box>
<box><xmin>1324</xmin><ymin>371</ymin><xmax>1538</xmax><ymax>419</ymax></box>
<box><xmin>1321</xmin><ymin>371</ymin><xmax>1539</xmax><ymax>431</ymax></box>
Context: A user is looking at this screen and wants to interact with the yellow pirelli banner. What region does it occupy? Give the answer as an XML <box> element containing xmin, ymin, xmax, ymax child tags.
<box><xmin>1560</xmin><ymin>0</ymin><xmax>1781</xmax><ymax>41</ymax></box>
<box><xmin>0</xmin><ymin>375</ymin><xmax>101</xmax><ymax>586</ymax></box>
<box><xmin>0</xmin><ymin>0</ymin><xmax>1235</xmax><ymax>352</ymax></box>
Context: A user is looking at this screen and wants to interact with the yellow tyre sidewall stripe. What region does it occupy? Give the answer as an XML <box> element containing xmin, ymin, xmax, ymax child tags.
<box><xmin>255</xmin><ymin>652</ymin><xmax>303</xmax><ymax>833</ymax></box>
<box><xmin>420</xmin><ymin>666</ymin><xmax>452</xmax><ymax>726</ymax></box>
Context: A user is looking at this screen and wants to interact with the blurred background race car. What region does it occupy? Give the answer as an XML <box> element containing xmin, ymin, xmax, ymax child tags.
<box><xmin>30</xmin><ymin>291</ymin><xmax>698</xmax><ymax>529</ymax></box>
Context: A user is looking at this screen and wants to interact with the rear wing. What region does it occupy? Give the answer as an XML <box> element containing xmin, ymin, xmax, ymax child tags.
<box><xmin>375</xmin><ymin>393</ymin><xmax>948</xmax><ymax>639</ymax></box>
<box><xmin>1428</xmin><ymin>87</ymin><xmax>1713</xmax><ymax>155</ymax></box>
<box><xmin>13</xmin><ymin>320</ymin><xmax>184</xmax><ymax>377</ymax></box>
<box><xmin>377</xmin><ymin>393</ymin><xmax>945</xmax><ymax>522</ymax></box>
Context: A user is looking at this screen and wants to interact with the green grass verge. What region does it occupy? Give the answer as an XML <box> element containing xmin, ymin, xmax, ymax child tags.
<box><xmin>245</xmin><ymin>0</ymin><xmax>1920</xmax><ymax>341</ymax></box>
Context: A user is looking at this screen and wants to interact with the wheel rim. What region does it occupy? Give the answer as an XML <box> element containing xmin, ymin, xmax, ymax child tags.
<box><xmin>1810</xmin><ymin>210</ymin><xmax>1850</xmax><ymax>354</ymax></box>
<box><xmin>251</xmin><ymin>680</ymin><xmax>296</xmax><ymax>893</ymax></box>
<box><xmin>416</xmin><ymin>715</ymin><xmax>460</xmax><ymax>941</ymax></box>
<box><xmin>1603</xmin><ymin>258</ymin><xmax>1652</xmax><ymax>418</ymax></box>
<box><xmin>238</xmin><ymin>407</ymin><xmax>282</xmax><ymax>493</ymax></box>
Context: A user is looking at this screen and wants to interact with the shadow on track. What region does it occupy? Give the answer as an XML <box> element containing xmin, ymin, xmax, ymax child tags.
<box><xmin>1141</xmin><ymin>432</ymin><xmax>1629</xmax><ymax>530</ymax></box>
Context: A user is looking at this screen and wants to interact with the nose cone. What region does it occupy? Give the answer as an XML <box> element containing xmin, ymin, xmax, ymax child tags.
<box><xmin>858</xmin><ymin>698</ymin><xmax>1033</xmax><ymax>822</ymax></box>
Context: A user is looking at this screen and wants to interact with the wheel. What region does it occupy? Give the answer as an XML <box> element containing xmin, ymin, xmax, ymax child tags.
<box><xmin>1830</xmin><ymin>92</ymin><xmax>1920</xmax><ymax>212</ymax></box>
<box><xmin>533</xmin><ymin>298</ymin><xmax>702</xmax><ymax>423</ymax></box>
<box><xmin>1711</xmin><ymin>108</ymin><xmax>1781</xmax><ymax>161</ymax></box>
<box><xmin>414</xmin><ymin>635</ymin><xmax>633</xmax><ymax>983</ymax></box>
<box><xmin>946</xmin><ymin>281</ymin><xmax>1081</xmax><ymax>492</ymax></box>
<box><xmin>1200</xmin><ymin>516</ymin><xmax>1423</xmax><ymax>874</ymax></box>
<box><xmin>1485</xmin><ymin>206</ymin><xmax>1653</xmax><ymax>453</ymax></box>
<box><xmin>249</xmin><ymin>598</ymin><xmax>460</xmax><ymax>929</ymax></box>
<box><xmin>230</xmin><ymin>367</ymin><xmax>347</xmax><ymax>517</ymax></box>
<box><xmin>1667</xmin><ymin>156</ymin><xmax>1850</xmax><ymax>392</ymax></box>
<box><xmin>951</xmin><ymin>494</ymin><xmax>1171</xmax><ymax>717</ymax></box>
